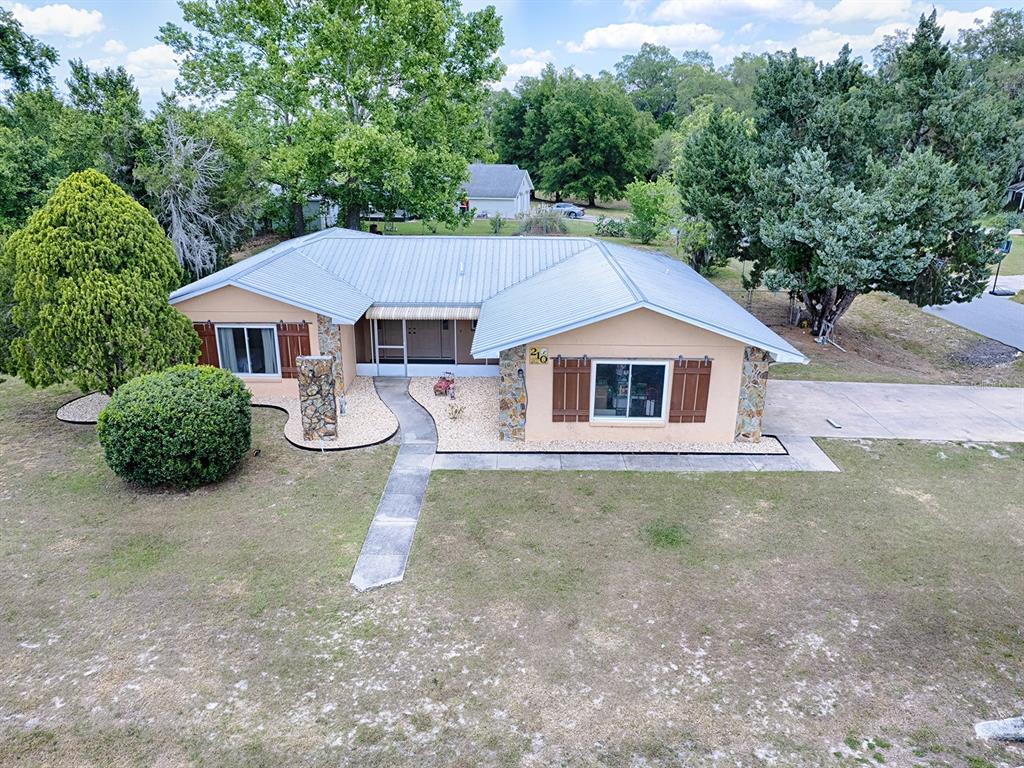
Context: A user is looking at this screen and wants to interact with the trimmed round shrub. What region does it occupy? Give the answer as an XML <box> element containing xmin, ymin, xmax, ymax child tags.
<box><xmin>97</xmin><ymin>365</ymin><xmax>252</xmax><ymax>489</ymax></box>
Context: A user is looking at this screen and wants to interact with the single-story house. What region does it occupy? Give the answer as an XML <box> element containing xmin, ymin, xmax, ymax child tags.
<box><xmin>461</xmin><ymin>163</ymin><xmax>533</xmax><ymax>218</ymax></box>
<box><xmin>169</xmin><ymin>228</ymin><xmax>806</xmax><ymax>445</ymax></box>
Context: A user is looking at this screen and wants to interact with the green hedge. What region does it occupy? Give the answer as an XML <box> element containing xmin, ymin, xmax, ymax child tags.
<box><xmin>97</xmin><ymin>365</ymin><xmax>252</xmax><ymax>489</ymax></box>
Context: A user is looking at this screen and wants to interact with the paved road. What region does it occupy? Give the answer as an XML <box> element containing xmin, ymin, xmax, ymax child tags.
<box><xmin>764</xmin><ymin>380</ymin><xmax>1024</xmax><ymax>441</ymax></box>
<box><xmin>350</xmin><ymin>379</ymin><xmax>436</xmax><ymax>592</ymax></box>
<box><xmin>923</xmin><ymin>290</ymin><xmax>1024</xmax><ymax>351</ymax></box>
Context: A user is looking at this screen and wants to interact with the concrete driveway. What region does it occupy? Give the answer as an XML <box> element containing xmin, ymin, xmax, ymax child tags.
<box><xmin>764</xmin><ymin>380</ymin><xmax>1024</xmax><ymax>441</ymax></box>
<box><xmin>923</xmin><ymin>289</ymin><xmax>1024</xmax><ymax>351</ymax></box>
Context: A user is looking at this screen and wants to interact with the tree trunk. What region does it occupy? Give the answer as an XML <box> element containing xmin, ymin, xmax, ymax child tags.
<box><xmin>344</xmin><ymin>202</ymin><xmax>361</xmax><ymax>231</ymax></box>
<box><xmin>803</xmin><ymin>286</ymin><xmax>859</xmax><ymax>339</ymax></box>
<box><xmin>588</xmin><ymin>195</ymin><xmax>596</xmax><ymax>207</ymax></box>
<box><xmin>291</xmin><ymin>202</ymin><xmax>305</xmax><ymax>238</ymax></box>
<box><xmin>554</xmin><ymin>191</ymin><xmax>562</xmax><ymax>202</ymax></box>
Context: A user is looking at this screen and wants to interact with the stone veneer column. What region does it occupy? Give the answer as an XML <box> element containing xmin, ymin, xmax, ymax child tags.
<box><xmin>316</xmin><ymin>314</ymin><xmax>345</xmax><ymax>394</ymax></box>
<box><xmin>497</xmin><ymin>345</ymin><xmax>527</xmax><ymax>441</ymax></box>
<box><xmin>734</xmin><ymin>346</ymin><xmax>772</xmax><ymax>442</ymax></box>
<box><xmin>296</xmin><ymin>355</ymin><xmax>338</xmax><ymax>441</ymax></box>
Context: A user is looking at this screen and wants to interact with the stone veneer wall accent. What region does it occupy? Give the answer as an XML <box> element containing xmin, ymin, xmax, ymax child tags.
<box><xmin>497</xmin><ymin>345</ymin><xmax>528</xmax><ymax>441</ymax></box>
<box><xmin>296</xmin><ymin>355</ymin><xmax>338</xmax><ymax>441</ymax></box>
<box><xmin>734</xmin><ymin>346</ymin><xmax>772</xmax><ymax>442</ymax></box>
<box><xmin>316</xmin><ymin>314</ymin><xmax>345</xmax><ymax>393</ymax></box>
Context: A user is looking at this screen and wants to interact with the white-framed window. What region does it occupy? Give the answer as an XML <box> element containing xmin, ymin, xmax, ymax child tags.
<box><xmin>216</xmin><ymin>324</ymin><xmax>280</xmax><ymax>376</ymax></box>
<box><xmin>590</xmin><ymin>359</ymin><xmax>671</xmax><ymax>422</ymax></box>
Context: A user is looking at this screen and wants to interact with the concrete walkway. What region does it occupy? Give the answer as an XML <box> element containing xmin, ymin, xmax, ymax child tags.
<box><xmin>431</xmin><ymin>435</ymin><xmax>838</xmax><ymax>473</ymax></box>
<box><xmin>350</xmin><ymin>379</ymin><xmax>437</xmax><ymax>592</ymax></box>
<box><xmin>764</xmin><ymin>380</ymin><xmax>1024</xmax><ymax>441</ymax></box>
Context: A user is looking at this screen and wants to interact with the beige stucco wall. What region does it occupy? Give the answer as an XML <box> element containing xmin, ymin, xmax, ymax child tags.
<box><xmin>173</xmin><ymin>285</ymin><xmax>320</xmax><ymax>396</ymax></box>
<box><xmin>523</xmin><ymin>308</ymin><xmax>746</xmax><ymax>444</ymax></box>
<box><xmin>339</xmin><ymin>323</ymin><xmax>357</xmax><ymax>389</ymax></box>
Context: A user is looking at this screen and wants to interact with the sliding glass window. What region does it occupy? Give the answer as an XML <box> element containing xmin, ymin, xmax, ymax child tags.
<box><xmin>591</xmin><ymin>361</ymin><xmax>669</xmax><ymax>421</ymax></box>
<box><xmin>216</xmin><ymin>326</ymin><xmax>279</xmax><ymax>376</ymax></box>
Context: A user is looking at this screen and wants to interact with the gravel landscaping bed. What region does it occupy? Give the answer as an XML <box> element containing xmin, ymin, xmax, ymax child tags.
<box><xmin>408</xmin><ymin>376</ymin><xmax>785</xmax><ymax>454</ymax></box>
<box><xmin>56</xmin><ymin>392</ymin><xmax>110</xmax><ymax>423</ymax></box>
<box><xmin>254</xmin><ymin>376</ymin><xmax>397</xmax><ymax>449</ymax></box>
<box><xmin>56</xmin><ymin>378</ymin><xmax>397</xmax><ymax>450</ymax></box>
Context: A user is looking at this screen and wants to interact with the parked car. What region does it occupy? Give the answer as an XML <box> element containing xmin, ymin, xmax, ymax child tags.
<box><xmin>550</xmin><ymin>202</ymin><xmax>585</xmax><ymax>219</ymax></box>
<box><xmin>363</xmin><ymin>204</ymin><xmax>411</xmax><ymax>221</ymax></box>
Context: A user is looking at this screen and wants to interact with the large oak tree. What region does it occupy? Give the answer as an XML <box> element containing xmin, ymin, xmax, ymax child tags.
<box><xmin>160</xmin><ymin>0</ymin><xmax>504</xmax><ymax>234</ymax></box>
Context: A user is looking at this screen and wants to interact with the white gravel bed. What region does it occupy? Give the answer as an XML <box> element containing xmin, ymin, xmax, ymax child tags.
<box><xmin>408</xmin><ymin>377</ymin><xmax>785</xmax><ymax>454</ymax></box>
<box><xmin>56</xmin><ymin>392</ymin><xmax>110</xmax><ymax>423</ymax></box>
<box><xmin>254</xmin><ymin>376</ymin><xmax>398</xmax><ymax>450</ymax></box>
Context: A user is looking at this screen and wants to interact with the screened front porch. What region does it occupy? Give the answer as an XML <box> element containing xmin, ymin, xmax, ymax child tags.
<box><xmin>353</xmin><ymin>308</ymin><xmax>499</xmax><ymax>377</ymax></box>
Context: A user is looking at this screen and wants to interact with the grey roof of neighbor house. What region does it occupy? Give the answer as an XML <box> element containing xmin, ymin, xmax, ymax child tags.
<box><xmin>463</xmin><ymin>163</ymin><xmax>533</xmax><ymax>199</ymax></box>
<box><xmin>169</xmin><ymin>227</ymin><xmax>807</xmax><ymax>364</ymax></box>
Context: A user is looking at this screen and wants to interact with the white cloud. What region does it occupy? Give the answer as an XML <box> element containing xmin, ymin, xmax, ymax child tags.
<box><xmin>936</xmin><ymin>6</ymin><xmax>994</xmax><ymax>39</ymax></box>
<box><xmin>737</xmin><ymin>22</ymin><xmax>757</xmax><ymax>35</ymax></box>
<box><xmin>508</xmin><ymin>47</ymin><xmax>553</xmax><ymax>60</ymax></box>
<box><xmin>124</xmin><ymin>43</ymin><xmax>178</xmax><ymax>94</ymax></box>
<box><xmin>565</xmin><ymin>22</ymin><xmax>722</xmax><ymax>53</ymax></box>
<box><xmin>87</xmin><ymin>42</ymin><xmax>179</xmax><ymax>99</ymax></box>
<box><xmin>770</xmin><ymin>6</ymin><xmax>997</xmax><ymax>62</ymax></box>
<box><xmin>10</xmin><ymin>2</ymin><xmax>103</xmax><ymax>37</ymax></box>
<box><xmin>623</xmin><ymin>0</ymin><xmax>647</xmax><ymax>19</ymax></box>
<box><xmin>652</xmin><ymin>0</ymin><xmax>828</xmax><ymax>25</ymax></box>
<box><xmin>495</xmin><ymin>56</ymin><xmax>555</xmax><ymax>90</ymax></box>
<box><xmin>102</xmin><ymin>39</ymin><xmax>126</xmax><ymax>54</ymax></box>
<box><xmin>785</xmin><ymin>22</ymin><xmax>904</xmax><ymax>60</ymax></box>
<box><xmin>827</xmin><ymin>0</ymin><xmax>911</xmax><ymax>23</ymax></box>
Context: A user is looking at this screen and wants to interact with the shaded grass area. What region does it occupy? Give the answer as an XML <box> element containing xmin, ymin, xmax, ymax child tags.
<box><xmin>708</xmin><ymin>260</ymin><xmax>1024</xmax><ymax>386</ymax></box>
<box><xmin>412</xmin><ymin>439</ymin><xmax>1024</xmax><ymax>765</ymax></box>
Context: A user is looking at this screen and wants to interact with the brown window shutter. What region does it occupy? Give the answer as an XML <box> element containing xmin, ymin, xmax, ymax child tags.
<box><xmin>669</xmin><ymin>359</ymin><xmax>712</xmax><ymax>423</ymax></box>
<box><xmin>194</xmin><ymin>322</ymin><xmax>219</xmax><ymax>367</ymax></box>
<box><xmin>552</xmin><ymin>357</ymin><xmax>591</xmax><ymax>422</ymax></box>
<box><xmin>276</xmin><ymin>321</ymin><xmax>311</xmax><ymax>379</ymax></box>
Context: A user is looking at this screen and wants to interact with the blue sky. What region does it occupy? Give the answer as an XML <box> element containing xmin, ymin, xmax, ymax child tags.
<box><xmin>4</xmin><ymin>0</ymin><xmax>1017</xmax><ymax>109</ymax></box>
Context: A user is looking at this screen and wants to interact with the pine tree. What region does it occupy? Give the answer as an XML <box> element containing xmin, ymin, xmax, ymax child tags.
<box><xmin>7</xmin><ymin>169</ymin><xmax>198</xmax><ymax>393</ymax></box>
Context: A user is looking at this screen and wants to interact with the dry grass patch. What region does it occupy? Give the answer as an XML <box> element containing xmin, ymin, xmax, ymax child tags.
<box><xmin>708</xmin><ymin>263</ymin><xmax>1023</xmax><ymax>386</ymax></box>
<box><xmin>2</xmin><ymin>377</ymin><xmax>1022</xmax><ymax>766</ymax></box>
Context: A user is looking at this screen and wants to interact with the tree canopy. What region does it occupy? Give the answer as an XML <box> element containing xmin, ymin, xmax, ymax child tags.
<box><xmin>160</xmin><ymin>0</ymin><xmax>504</xmax><ymax>233</ymax></box>
<box><xmin>0</xmin><ymin>8</ymin><xmax>56</xmax><ymax>91</ymax></box>
<box><xmin>492</xmin><ymin>68</ymin><xmax>656</xmax><ymax>203</ymax></box>
<box><xmin>6</xmin><ymin>170</ymin><xmax>198</xmax><ymax>393</ymax></box>
<box><xmin>705</xmin><ymin>13</ymin><xmax>1023</xmax><ymax>335</ymax></box>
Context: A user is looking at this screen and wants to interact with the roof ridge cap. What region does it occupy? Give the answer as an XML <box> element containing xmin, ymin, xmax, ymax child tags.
<box><xmin>597</xmin><ymin>241</ymin><xmax>645</xmax><ymax>303</ymax></box>
<box><xmin>288</xmin><ymin>250</ymin><xmax>374</xmax><ymax>300</ymax></box>
<box><xmin>477</xmin><ymin>240</ymin><xmax>597</xmax><ymax>303</ymax></box>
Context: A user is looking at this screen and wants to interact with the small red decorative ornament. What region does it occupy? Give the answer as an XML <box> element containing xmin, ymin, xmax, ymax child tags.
<box><xmin>433</xmin><ymin>372</ymin><xmax>455</xmax><ymax>396</ymax></box>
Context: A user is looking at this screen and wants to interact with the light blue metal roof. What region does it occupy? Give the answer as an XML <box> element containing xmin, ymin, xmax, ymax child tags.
<box><xmin>168</xmin><ymin>228</ymin><xmax>376</xmax><ymax>324</ymax></box>
<box><xmin>470</xmin><ymin>241</ymin><xmax>807</xmax><ymax>364</ymax></box>
<box><xmin>170</xmin><ymin>228</ymin><xmax>807</xmax><ymax>363</ymax></box>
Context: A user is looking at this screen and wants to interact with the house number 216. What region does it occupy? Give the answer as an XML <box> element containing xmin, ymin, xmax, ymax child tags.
<box><xmin>528</xmin><ymin>347</ymin><xmax>549</xmax><ymax>364</ymax></box>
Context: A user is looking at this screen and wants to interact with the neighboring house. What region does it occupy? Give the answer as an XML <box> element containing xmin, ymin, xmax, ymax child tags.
<box><xmin>462</xmin><ymin>163</ymin><xmax>533</xmax><ymax>218</ymax></box>
<box><xmin>169</xmin><ymin>228</ymin><xmax>806</xmax><ymax>444</ymax></box>
<box><xmin>1007</xmin><ymin>180</ymin><xmax>1024</xmax><ymax>211</ymax></box>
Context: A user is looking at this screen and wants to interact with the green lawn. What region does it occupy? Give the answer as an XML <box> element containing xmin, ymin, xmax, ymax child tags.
<box><xmin>995</xmin><ymin>234</ymin><xmax>1024</xmax><ymax>276</ymax></box>
<box><xmin>1</xmin><ymin>376</ymin><xmax>1022</xmax><ymax>766</ymax></box>
<box><xmin>368</xmin><ymin>217</ymin><xmax>598</xmax><ymax>237</ymax></box>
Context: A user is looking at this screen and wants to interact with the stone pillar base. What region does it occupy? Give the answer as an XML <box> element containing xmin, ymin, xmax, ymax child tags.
<box><xmin>735</xmin><ymin>346</ymin><xmax>771</xmax><ymax>442</ymax></box>
<box><xmin>498</xmin><ymin>345</ymin><xmax>527</xmax><ymax>441</ymax></box>
<box><xmin>297</xmin><ymin>355</ymin><xmax>338</xmax><ymax>441</ymax></box>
